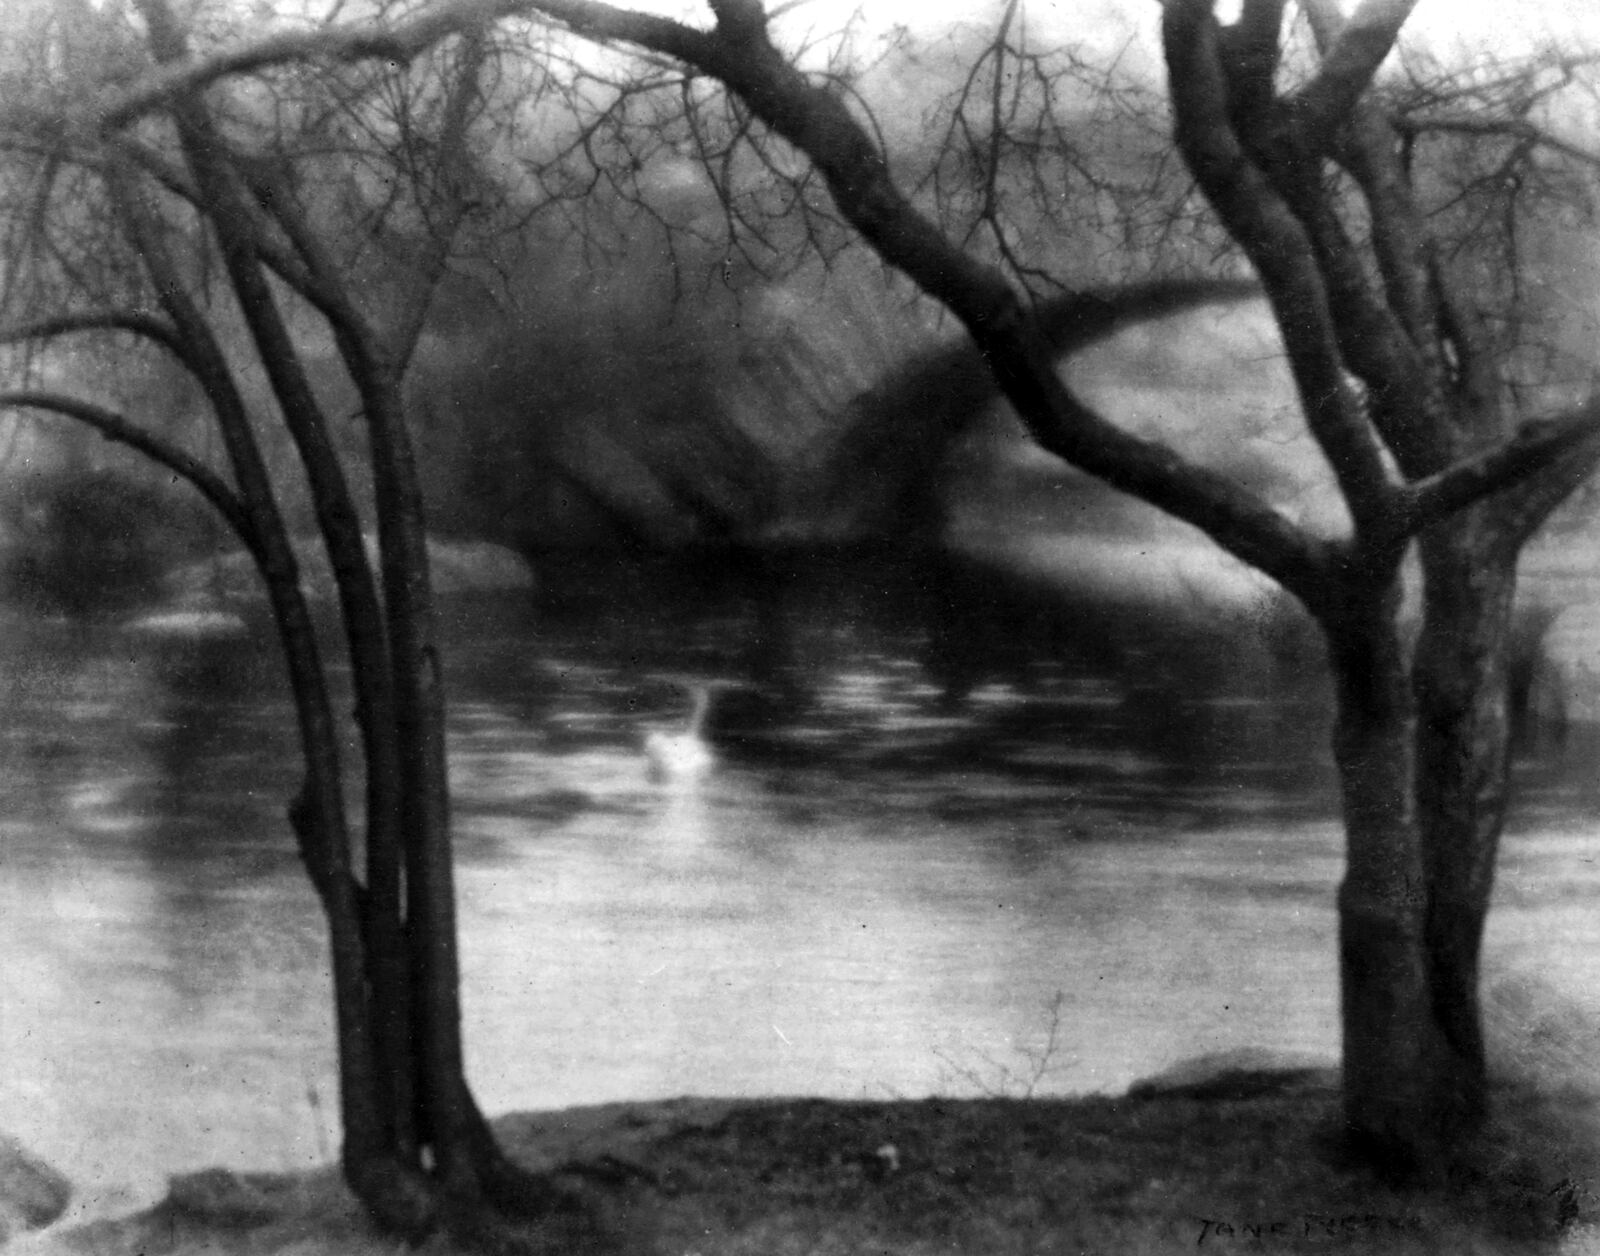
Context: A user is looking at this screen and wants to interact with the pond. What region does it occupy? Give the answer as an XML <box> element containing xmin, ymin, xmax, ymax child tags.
<box><xmin>1</xmin><ymin>549</ymin><xmax>1597</xmax><ymax>1213</ymax></box>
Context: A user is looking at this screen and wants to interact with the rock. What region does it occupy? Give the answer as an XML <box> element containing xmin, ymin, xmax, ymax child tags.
<box><xmin>1128</xmin><ymin>1048</ymin><xmax>1338</xmax><ymax>1101</ymax></box>
<box><xmin>0</xmin><ymin>1133</ymin><xmax>71</xmax><ymax>1242</ymax></box>
<box><xmin>863</xmin><ymin>1142</ymin><xmax>901</xmax><ymax>1182</ymax></box>
<box><xmin>424</xmin><ymin>537</ymin><xmax>537</xmax><ymax>595</ymax></box>
<box><xmin>162</xmin><ymin>1168</ymin><xmax>279</xmax><ymax>1228</ymax></box>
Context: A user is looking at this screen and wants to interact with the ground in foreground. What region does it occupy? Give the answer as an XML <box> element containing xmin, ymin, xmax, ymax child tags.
<box><xmin>21</xmin><ymin>1068</ymin><xmax>1600</xmax><ymax>1256</ymax></box>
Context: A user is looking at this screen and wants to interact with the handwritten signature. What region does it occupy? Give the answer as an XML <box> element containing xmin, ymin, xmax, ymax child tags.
<box><xmin>1195</xmin><ymin>1214</ymin><xmax>1423</xmax><ymax>1245</ymax></box>
<box><xmin>1195</xmin><ymin>1177</ymin><xmax>1593</xmax><ymax>1245</ymax></box>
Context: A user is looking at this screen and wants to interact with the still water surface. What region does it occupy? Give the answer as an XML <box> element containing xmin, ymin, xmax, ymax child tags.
<box><xmin>2</xmin><ymin>571</ymin><xmax>1597</xmax><ymax>1209</ymax></box>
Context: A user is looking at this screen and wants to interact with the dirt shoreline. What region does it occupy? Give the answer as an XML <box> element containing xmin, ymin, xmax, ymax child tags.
<box><xmin>11</xmin><ymin>1057</ymin><xmax>1600</xmax><ymax>1256</ymax></box>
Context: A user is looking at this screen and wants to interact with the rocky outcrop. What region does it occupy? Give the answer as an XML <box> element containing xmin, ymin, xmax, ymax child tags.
<box><xmin>0</xmin><ymin>1133</ymin><xmax>70</xmax><ymax>1244</ymax></box>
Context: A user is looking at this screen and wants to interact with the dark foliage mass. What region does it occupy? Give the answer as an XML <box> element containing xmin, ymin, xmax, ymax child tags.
<box><xmin>0</xmin><ymin>466</ymin><xmax>214</xmax><ymax>615</ymax></box>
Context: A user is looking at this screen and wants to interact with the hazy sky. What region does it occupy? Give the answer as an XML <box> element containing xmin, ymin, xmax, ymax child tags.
<box><xmin>837</xmin><ymin>1</ymin><xmax>1600</xmax><ymax>55</ymax></box>
<box><xmin>780</xmin><ymin>0</ymin><xmax>1600</xmax><ymax>151</ymax></box>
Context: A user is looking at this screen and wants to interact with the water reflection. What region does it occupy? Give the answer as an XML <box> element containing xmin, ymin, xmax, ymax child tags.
<box><xmin>1</xmin><ymin>555</ymin><xmax>1597</xmax><ymax>1214</ymax></box>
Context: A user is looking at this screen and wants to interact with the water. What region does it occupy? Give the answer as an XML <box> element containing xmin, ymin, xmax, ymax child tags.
<box><xmin>1</xmin><ymin>557</ymin><xmax>1597</xmax><ymax>1213</ymax></box>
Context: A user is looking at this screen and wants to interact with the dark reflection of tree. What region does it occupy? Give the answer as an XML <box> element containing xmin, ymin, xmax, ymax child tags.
<box><xmin>145</xmin><ymin>630</ymin><xmax>292</xmax><ymax>827</ymax></box>
<box><xmin>1</xmin><ymin>619</ymin><xmax>129</xmax><ymax>812</ymax></box>
<box><xmin>2</xmin><ymin>619</ymin><xmax>322</xmax><ymax>1013</ymax></box>
<box><xmin>133</xmin><ymin>630</ymin><xmax>309</xmax><ymax>1001</ymax></box>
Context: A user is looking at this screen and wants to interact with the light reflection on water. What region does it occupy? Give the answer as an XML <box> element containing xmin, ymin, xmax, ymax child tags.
<box><xmin>0</xmin><ymin>588</ymin><xmax>1596</xmax><ymax>1216</ymax></box>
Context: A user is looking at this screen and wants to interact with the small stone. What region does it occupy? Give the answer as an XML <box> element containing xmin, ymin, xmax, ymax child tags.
<box><xmin>0</xmin><ymin>1132</ymin><xmax>71</xmax><ymax>1241</ymax></box>
<box><xmin>861</xmin><ymin>1142</ymin><xmax>901</xmax><ymax>1182</ymax></box>
<box><xmin>163</xmin><ymin>1168</ymin><xmax>278</xmax><ymax>1228</ymax></box>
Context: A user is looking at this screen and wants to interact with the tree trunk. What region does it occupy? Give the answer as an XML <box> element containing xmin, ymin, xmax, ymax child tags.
<box><xmin>349</xmin><ymin>359</ymin><xmax>485</xmax><ymax>1193</ymax></box>
<box><xmin>178</xmin><ymin>148</ymin><xmax>431</xmax><ymax>1203</ymax></box>
<box><xmin>1323</xmin><ymin>578</ymin><xmax>1451</xmax><ymax>1173</ymax></box>
<box><xmin>352</xmin><ymin>364</ymin><xmax>573</xmax><ymax>1220</ymax></box>
<box><xmin>108</xmin><ymin>150</ymin><xmax>429</xmax><ymax>1222</ymax></box>
<box><xmin>1412</xmin><ymin>505</ymin><xmax>1520</xmax><ymax>1132</ymax></box>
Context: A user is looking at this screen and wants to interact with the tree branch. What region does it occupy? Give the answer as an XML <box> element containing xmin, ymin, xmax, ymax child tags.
<box><xmin>833</xmin><ymin>277</ymin><xmax>1264</xmax><ymax>458</ymax></box>
<box><xmin>110</xmin><ymin>136</ymin><xmax>322</xmax><ymax>297</ymax></box>
<box><xmin>1289</xmin><ymin>0</ymin><xmax>1416</xmax><ymax>147</ymax></box>
<box><xmin>235</xmin><ymin>156</ymin><xmax>369</xmax><ymax>331</ymax></box>
<box><xmin>1301</xmin><ymin>0</ymin><xmax>1432</xmax><ymax>337</ymax></box>
<box><xmin>1218</xmin><ymin>0</ymin><xmax>1286</xmax><ymax>122</ymax></box>
<box><xmin>511</xmin><ymin>1</ymin><xmax>1342</xmax><ymax>600</ymax></box>
<box><xmin>1397</xmin><ymin>397</ymin><xmax>1600</xmax><ymax>534</ymax></box>
<box><xmin>0</xmin><ymin>309</ymin><xmax>186</xmax><ymax>359</ymax></box>
<box><xmin>0</xmin><ymin>390</ymin><xmax>253</xmax><ymax>542</ymax></box>
<box><xmin>1031</xmin><ymin>276</ymin><xmax>1261</xmax><ymax>348</ymax></box>
<box><xmin>1164</xmin><ymin>0</ymin><xmax>1401</xmax><ymax>531</ymax></box>
<box><xmin>385</xmin><ymin>28</ymin><xmax>489</xmax><ymax>364</ymax></box>
<box><xmin>1396</xmin><ymin>114</ymin><xmax>1600</xmax><ymax>173</ymax></box>
<box><xmin>89</xmin><ymin>0</ymin><xmax>540</xmax><ymax>131</ymax></box>
<box><xmin>69</xmin><ymin>0</ymin><xmax>1340</xmax><ymax>600</ymax></box>
<box><xmin>1269</xmin><ymin>0</ymin><xmax>1451</xmax><ymax>474</ymax></box>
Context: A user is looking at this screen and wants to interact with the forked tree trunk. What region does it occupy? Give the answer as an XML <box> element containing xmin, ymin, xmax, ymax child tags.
<box><xmin>1328</xmin><ymin>500</ymin><xmax>1541</xmax><ymax>1164</ymax></box>
<box><xmin>1412</xmin><ymin>506</ymin><xmax>1522</xmax><ymax>1131</ymax></box>
<box><xmin>1322</xmin><ymin>576</ymin><xmax>1453</xmax><ymax>1170</ymax></box>
<box><xmin>107</xmin><ymin>139</ymin><xmax>437</xmax><ymax>1228</ymax></box>
<box><xmin>354</xmin><ymin>367</ymin><xmax>571</xmax><ymax>1221</ymax></box>
<box><xmin>131</xmin><ymin>2</ymin><xmax>538</xmax><ymax>1221</ymax></box>
<box><xmin>355</xmin><ymin>361</ymin><xmax>478</xmax><ymax>1187</ymax></box>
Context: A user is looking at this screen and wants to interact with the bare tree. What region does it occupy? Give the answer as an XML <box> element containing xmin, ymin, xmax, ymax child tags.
<box><xmin>0</xmin><ymin>0</ymin><xmax>596</xmax><ymax>1241</ymax></box>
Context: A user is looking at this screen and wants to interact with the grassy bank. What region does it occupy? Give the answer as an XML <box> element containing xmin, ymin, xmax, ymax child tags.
<box><xmin>20</xmin><ymin>1065</ymin><xmax>1600</xmax><ymax>1256</ymax></box>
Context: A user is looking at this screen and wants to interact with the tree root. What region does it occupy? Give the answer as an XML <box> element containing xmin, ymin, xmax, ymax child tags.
<box><xmin>443</xmin><ymin>1195</ymin><xmax>619</xmax><ymax>1256</ymax></box>
<box><xmin>346</xmin><ymin>1152</ymin><xmax>440</xmax><ymax>1243</ymax></box>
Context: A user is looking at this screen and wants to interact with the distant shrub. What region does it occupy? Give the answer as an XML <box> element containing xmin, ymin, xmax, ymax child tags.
<box><xmin>1</xmin><ymin>467</ymin><xmax>208</xmax><ymax>617</ymax></box>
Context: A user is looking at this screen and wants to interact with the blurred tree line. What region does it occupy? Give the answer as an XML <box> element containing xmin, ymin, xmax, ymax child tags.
<box><xmin>0</xmin><ymin>6</ymin><xmax>1303</xmax><ymax>582</ymax></box>
<box><xmin>6</xmin><ymin>6</ymin><xmax>1596</xmax><ymax>578</ymax></box>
